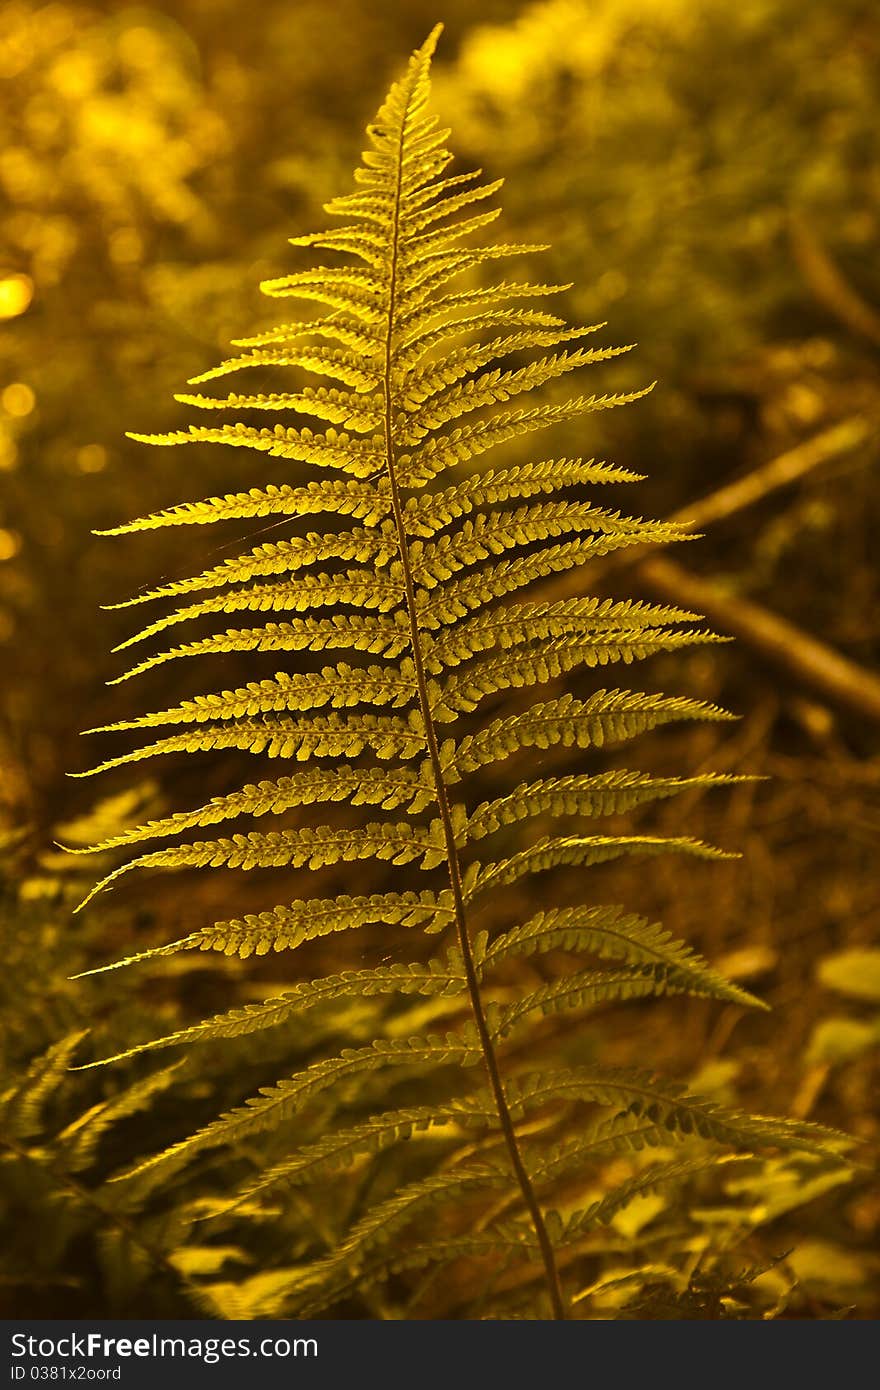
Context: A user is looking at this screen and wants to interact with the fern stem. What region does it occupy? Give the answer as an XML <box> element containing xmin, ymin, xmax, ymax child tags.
<box><xmin>380</xmin><ymin>83</ymin><xmax>566</xmax><ymax>1322</ymax></box>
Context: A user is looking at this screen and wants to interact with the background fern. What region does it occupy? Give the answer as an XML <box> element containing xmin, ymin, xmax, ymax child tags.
<box><xmin>68</xmin><ymin>26</ymin><xmax>852</xmax><ymax>1319</ymax></box>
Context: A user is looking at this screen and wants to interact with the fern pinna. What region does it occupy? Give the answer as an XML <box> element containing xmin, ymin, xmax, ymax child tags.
<box><xmin>72</xmin><ymin>27</ymin><xmax>846</xmax><ymax>1319</ymax></box>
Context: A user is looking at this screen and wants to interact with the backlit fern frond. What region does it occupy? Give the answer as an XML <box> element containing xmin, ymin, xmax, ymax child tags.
<box><xmin>73</xmin><ymin>26</ymin><xmax>851</xmax><ymax>1319</ymax></box>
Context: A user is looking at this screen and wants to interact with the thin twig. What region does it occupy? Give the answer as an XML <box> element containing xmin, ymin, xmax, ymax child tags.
<box><xmin>789</xmin><ymin>214</ymin><xmax>880</xmax><ymax>348</ymax></box>
<box><xmin>538</xmin><ymin>416</ymin><xmax>878</xmax><ymax>722</ymax></box>
<box><xmin>634</xmin><ymin>554</ymin><xmax>880</xmax><ymax>724</ymax></box>
<box><xmin>667</xmin><ymin>417</ymin><xmax>872</xmax><ymax>531</ymax></box>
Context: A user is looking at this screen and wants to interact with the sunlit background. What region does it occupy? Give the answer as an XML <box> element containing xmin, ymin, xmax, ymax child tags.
<box><xmin>1</xmin><ymin>0</ymin><xmax>878</xmax><ymax>1317</ymax></box>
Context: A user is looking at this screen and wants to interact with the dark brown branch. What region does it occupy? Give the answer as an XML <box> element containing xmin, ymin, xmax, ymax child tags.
<box><xmin>666</xmin><ymin>416</ymin><xmax>872</xmax><ymax>532</ymax></box>
<box><xmin>633</xmin><ymin>554</ymin><xmax>880</xmax><ymax>724</ymax></box>
<box><xmin>789</xmin><ymin>213</ymin><xmax>880</xmax><ymax>348</ymax></box>
<box><xmin>540</xmin><ymin>416</ymin><xmax>879</xmax><ymax>723</ymax></box>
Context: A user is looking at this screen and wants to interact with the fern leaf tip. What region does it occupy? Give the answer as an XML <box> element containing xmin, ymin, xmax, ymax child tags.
<box><xmin>53</xmin><ymin>839</ymin><xmax>94</xmax><ymax>857</ymax></box>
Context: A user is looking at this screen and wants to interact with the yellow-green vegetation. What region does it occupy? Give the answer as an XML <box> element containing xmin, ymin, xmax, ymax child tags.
<box><xmin>2</xmin><ymin>1</ymin><xmax>878</xmax><ymax>1320</ymax></box>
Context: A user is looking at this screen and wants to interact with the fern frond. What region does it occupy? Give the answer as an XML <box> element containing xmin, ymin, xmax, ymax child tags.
<box><xmin>504</xmin><ymin>1068</ymin><xmax>849</xmax><ymax>1156</ymax></box>
<box><xmin>397</xmin><ymin>307</ymin><xmax>573</xmax><ymax>368</ymax></box>
<box><xmin>401</xmin><ymin>347</ymin><xmax>635</xmax><ymax>442</ymax></box>
<box><xmin>96</xmin><ymin>479</ymin><xmax>391</xmax><ymax>536</ymax></box>
<box><xmin>305</xmin><ymin>1161</ymin><xmax>512</xmax><ymax>1295</ymax></box>
<box><xmin>241</xmin><ymin>1095</ymin><xmax>750</xmax><ymax>1251</ymax></box>
<box><xmin>76</xmin><ymin>818</ymin><xmax>448</xmax><ymax>910</ymax></box>
<box><xmin>402</xmin><ymin>329</ymin><xmax>606</xmax><ymax>404</ymax></box>
<box><xmin>56</xmin><ymin>1065</ymin><xmax>182</xmax><ymax>1172</ymax></box>
<box><xmin>74</xmin><ymin>891</ymin><xmax>452</xmax><ymax>975</ymax></box>
<box><xmin>115</xmin><ymin>1030</ymin><xmax>481</xmax><ymax>1183</ymax></box>
<box><xmin>110</xmin><ymin>571</ymin><xmax>406</xmax><ymax>653</ymax></box>
<box><xmin>404</xmin><ymin>206</ymin><xmax>504</xmax><ymax>261</ymax></box>
<box><xmin>495</xmin><ymin>966</ymin><xmax>685</xmax><ymax>1037</ymax></box>
<box><xmin>74</xmin><ymin>712</ymin><xmax>427</xmax><ymax>778</ymax></box>
<box><xmin>556</xmin><ymin>1154</ymin><xmax>755</xmax><ymax>1243</ymax></box>
<box><xmin>446</xmin><ymin>690</ymin><xmax>736</xmax><ymax>780</ymax></box>
<box><xmin>483</xmin><ymin>905</ymin><xmax>764</xmax><ymax>1010</ymax></box>
<box><xmin>520</xmin><ymin>1110</ymin><xmax>729</xmax><ymax>1181</ymax></box>
<box><xmin>230</xmin><ymin>315</ymin><xmax>382</xmax><ymax>355</ymax></box>
<box><xmin>258</xmin><ymin>269</ymin><xmax>384</xmax><ymax>322</ymax></box>
<box><xmin>427</xmin><ymin>598</ymin><xmax>702</xmax><ymax>669</ymax></box>
<box><xmin>76</xmin><ymin>24</ymin><xmax>849</xmax><ymax>1319</ymax></box>
<box><xmin>0</xmin><ymin>1033</ymin><xmax>87</xmax><ymax>1140</ymax></box>
<box><xmin>188</xmin><ymin>344</ymin><xmax>380</xmax><ymax>391</ymax></box>
<box><xmin>466</xmin><ymin>772</ymin><xmax>749</xmax><ymax>840</ymax></box>
<box><xmin>398</xmin><ymin>280</ymin><xmax>573</xmax><ymax>351</ymax></box>
<box><xmin>401</xmin><ymin>243</ymin><xmax>557</xmax><ymax>310</ymax></box>
<box><xmin>294</xmin><ymin>1228</ymin><xmax>536</xmax><ymax>1316</ymax></box>
<box><xmin>403</xmin><ymin>458</ymin><xmax>644</xmax><ymax>536</ymax></box>
<box><xmin>68</xmin><ymin>766</ymin><xmax>436</xmax><ymax>853</ymax></box>
<box><xmin>398</xmin><ymin>172</ymin><xmax>502</xmax><ymax>232</ymax></box>
<box><xmin>464</xmin><ymin>834</ymin><xmax>736</xmax><ymax>900</ymax></box>
<box><xmin>110</xmin><ymin>614</ymin><xmax>411</xmax><ymax>683</ymax></box>
<box><xmin>286</xmin><ymin>225</ymin><xmax>387</xmax><ymax>269</ymax></box>
<box><xmin>287</xmin><ymin>1086</ymin><xmax>849</xmax><ymax>1313</ymax></box>
<box><xmin>400</xmin><ymin>390</ymin><xmax>654</xmax><ymax>486</ymax></box>
<box><xmin>226</xmin><ymin>1095</ymin><xmax>501</xmax><ymax>1211</ymax></box>
<box><xmin>416</xmin><ymin>535</ymin><xmax>690</xmax><ymax>628</ymax></box>
<box><xmin>434</xmin><ymin>629</ymin><xmax>724</xmax><ymax>721</ymax></box>
<box><xmin>87</xmin><ymin>661</ymin><xmax>418</xmax><ymax>733</ymax></box>
<box><xmin>86</xmin><ymin>954</ymin><xmax>469</xmax><ymax>1066</ymax></box>
<box><xmin>105</xmin><ymin>524</ymin><xmax>398</xmax><ymax>610</ymax></box>
<box><xmin>125</xmin><ymin>423</ymin><xmax>385</xmax><ymax>480</ymax></box>
<box><xmin>496</xmin><ymin>962</ymin><xmax>745</xmax><ymax>1041</ymax></box>
<box><xmin>408</xmin><ymin>502</ymin><xmax>690</xmax><ymax>590</ymax></box>
<box><xmin>293</xmin><ymin>1134</ymin><xmax>753</xmax><ymax>1313</ymax></box>
<box><xmin>175</xmin><ymin>386</ymin><xmax>381</xmax><ymax>434</ymax></box>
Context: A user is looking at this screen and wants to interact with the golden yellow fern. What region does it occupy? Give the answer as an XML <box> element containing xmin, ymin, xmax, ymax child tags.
<box><xmin>72</xmin><ymin>27</ymin><xmax>849</xmax><ymax>1318</ymax></box>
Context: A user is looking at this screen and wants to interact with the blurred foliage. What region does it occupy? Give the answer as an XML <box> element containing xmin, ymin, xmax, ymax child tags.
<box><xmin>0</xmin><ymin>832</ymin><xmax>867</xmax><ymax>1319</ymax></box>
<box><xmin>1</xmin><ymin>0</ymin><xmax>878</xmax><ymax>1317</ymax></box>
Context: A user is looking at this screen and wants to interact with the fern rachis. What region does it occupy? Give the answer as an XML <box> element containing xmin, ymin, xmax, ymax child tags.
<box><xmin>72</xmin><ymin>27</ymin><xmax>849</xmax><ymax>1319</ymax></box>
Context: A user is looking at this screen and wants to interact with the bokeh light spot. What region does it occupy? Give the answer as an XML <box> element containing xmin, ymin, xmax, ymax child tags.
<box><xmin>0</xmin><ymin>274</ymin><xmax>34</xmax><ymax>319</ymax></box>
<box><xmin>76</xmin><ymin>443</ymin><xmax>108</xmax><ymax>473</ymax></box>
<box><xmin>0</xmin><ymin>529</ymin><xmax>22</xmax><ymax>562</ymax></box>
<box><xmin>2</xmin><ymin>383</ymin><xmax>36</xmax><ymax>417</ymax></box>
